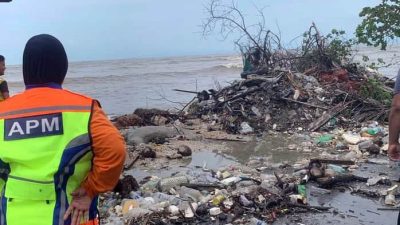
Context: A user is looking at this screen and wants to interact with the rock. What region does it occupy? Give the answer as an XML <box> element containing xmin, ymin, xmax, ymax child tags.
<box><xmin>114</xmin><ymin>175</ymin><xmax>140</xmax><ymax>199</ymax></box>
<box><xmin>137</xmin><ymin>144</ymin><xmax>156</xmax><ymax>158</ymax></box>
<box><xmin>309</xmin><ymin>166</ymin><xmax>323</xmax><ymax>178</ymax></box>
<box><xmin>366</xmin><ymin>144</ymin><xmax>380</xmax><ymax>154</ymax></box>
<box><xmin>342</xmin><ymin>133</ymin><xmax>361</xmax><ymax>145</ymax></box>
<box><xmin>177</xmin><ymin>145</ymin><xmax>192</xmax><ymax>156</ymax></box>
<box><xmin>123</xmin><ymin>126</ymin><xmax>180</xmax><ymax>145</ymax></box>
<box><xmin>196</xmin><ymin>204</ymin><xmax>209</xmax><ymax>216</ymax></box>
<box><xmin>288</xmin><ymin>144</ymin><xmax>297</xmax><ymax>150</ymax></box>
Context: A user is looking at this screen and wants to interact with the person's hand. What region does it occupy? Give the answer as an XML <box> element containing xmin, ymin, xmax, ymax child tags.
<box><xmin>63</xmin><ymin>187</ymin><xmax>93</xmax><ymax>225</ymax></box>
<box><xmin>388</xmin><ymin>144</ymin><xmax>400</xmax><ymax>161</ymax></box>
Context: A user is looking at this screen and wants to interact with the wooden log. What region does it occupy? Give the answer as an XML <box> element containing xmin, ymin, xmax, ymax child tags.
<box><xmin>308</xmin><ymin>101</ymin><xmax>354</xmax><ymax>131</ymax></box>
<box><xmin>317</xmin><ymin>174</ymin><xmax>367</xmax><ymax>187</ymax></box>
<box><xmin>309</xmin><ymin>158</ymin><xmax>355</xmax><ymax>165</ymax></box>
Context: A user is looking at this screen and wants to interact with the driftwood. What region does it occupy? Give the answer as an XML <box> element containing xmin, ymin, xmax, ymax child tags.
<box><xmin>317</xmin><ymin>174</ymin><xmax>368</xmax><ymax>187</ymax></box>
<box><xmin>308</xmin><ymin>101</ymin><xmax>354</xmax><ymax>131</ymax></box>
<box><xmin>310</xmin><ymin>158</ymin><xmax>355</xmax><ymax>166</ymax></box>
<box><xmin>124</xmin><ymin>154</ymin><xmax>140</xmax><ymax>170</ymax></box>
<box><xmin>181</xmin><ymin>183</ymin><xmax>226</xmax><ymax>190</ymax></box>
<box><xmin>377</xmin><ymin>207</ymin><xmax>400</xmax><ymax>211</ymax></box>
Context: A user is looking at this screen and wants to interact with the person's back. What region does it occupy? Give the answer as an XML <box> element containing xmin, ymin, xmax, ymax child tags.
<box><xmin>0</xmin><ymin>34</ymin><xmax>125</xmax><ymax>225</ymax></box>
<box><xmin>0</xmin><ymin>88</ymin><xmax>94</xmax><ymax>224</ymax></box>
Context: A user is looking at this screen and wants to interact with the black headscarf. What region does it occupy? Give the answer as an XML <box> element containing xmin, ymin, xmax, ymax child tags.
<box><xmin>23</xmin><ymin>34</ymin><xmax>68</xmax><ymax>85</ymax></box>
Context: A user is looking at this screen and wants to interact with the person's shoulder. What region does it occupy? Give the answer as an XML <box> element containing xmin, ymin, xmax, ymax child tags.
<box><xmin>61</xmin><ymin>88</ymin><xmax>96</xmax><ymax>101</ymax></box>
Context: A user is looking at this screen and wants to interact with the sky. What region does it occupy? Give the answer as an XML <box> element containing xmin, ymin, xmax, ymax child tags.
<box><xmin>0</xmin><ymin>0</ymin><xmax>380</xmax><ymax>65</ymax></box>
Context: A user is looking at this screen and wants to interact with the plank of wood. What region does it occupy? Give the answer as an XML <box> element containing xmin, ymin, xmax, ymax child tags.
<box><xmin>308</xmin><ymin>101</ymin><xmax>353</xmax><ymax>131</ymax></box>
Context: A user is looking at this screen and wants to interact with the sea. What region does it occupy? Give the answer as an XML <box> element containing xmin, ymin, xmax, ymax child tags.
<box><xmin>4</xmin><ymin>46</ymin><xmax>400</xmax><ymax>116</ymax></box>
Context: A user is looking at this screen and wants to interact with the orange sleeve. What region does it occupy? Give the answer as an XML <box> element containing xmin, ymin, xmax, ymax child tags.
<box><xmin>82</xmin><ymin>101</ymin><xmax>126</xmax><ymax>198</ymax></box>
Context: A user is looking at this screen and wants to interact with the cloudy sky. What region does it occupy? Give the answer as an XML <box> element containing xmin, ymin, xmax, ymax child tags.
<box><xmin>0</xmin><ymin>0</ymin><xmax>379</xmax><ymax>64</ymax></box>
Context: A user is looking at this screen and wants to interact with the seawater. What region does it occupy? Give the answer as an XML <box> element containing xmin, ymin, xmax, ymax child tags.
<box><xmin>5</xmin><ymin>55</ymin><xmax>242</xmax><ymax>116</ymax></box>
<box><xmin>4</xmin><ymin>46</ymin><xmax>400</xmax><ymax>116</ymax></box>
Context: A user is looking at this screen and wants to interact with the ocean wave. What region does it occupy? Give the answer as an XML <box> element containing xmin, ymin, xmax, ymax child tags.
<box><xmin>220</xmin><ymin>63</ymin><xmax>243</xmax><ymax>69</ymax></box>
<box><xmin>202</xmin><ymin>64</ymin><xmax>243</xmax><ymax>71</ymax></box>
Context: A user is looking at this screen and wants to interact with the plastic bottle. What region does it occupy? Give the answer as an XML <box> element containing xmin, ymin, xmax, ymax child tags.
<box><xmin>367</xmin><ymin>127</ymin><xmax>381</xmax><ymax>136</ymax></box>
<box><xmin>212</xmin><ymin>195</ymin><xmax>225</xmax><ymax>206</ymax></box>
<box><xmin>297</xmin><ymin>184</ymin><xmax>306</xmax><ymax>197</ymax></box>
<box><xmin>159</xmin><ymin>176</ymin><xmax>189</xmax><ymax>192</ymax></box>
<box><xmin>179</xmin><ymin>186</ymin><xmax>203</xmax><ymax>202</ymax></box>
<box><xmin>151</xmin><ymin>192</ymin><xmax>182</xmax><ymax>205</ymax></box>
<box><xmin>385</xmin><ymin>193</ymin><xmax>396</xmax><ymax>205</ymax></box>
<box><xmin>327</xmin><ymin>164</ymin><xmax>346</xmax><ymax>174</ymax></box>
<box><xmin>124</xmin><ymin>208</ymin><xmax>152</xmax><ymax>220</ymax></box>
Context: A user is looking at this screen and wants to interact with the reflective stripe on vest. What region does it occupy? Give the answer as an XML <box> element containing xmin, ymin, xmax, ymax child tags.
<box><xmin>0</xmin><ymin>101</ymin><xmax>97</xmax><ymax>225</ymax></box>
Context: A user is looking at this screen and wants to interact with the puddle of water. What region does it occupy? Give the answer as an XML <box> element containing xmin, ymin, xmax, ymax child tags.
<box><xmin>126</xmin><ymin>150</ymin><xmax>239</xmax><ymax>181</ymax></box>
<box><xmin>275</xmin><ymin>188</ymin><xmax>396</xmax><ymax>225</ymax></box>
<box><xmin>127</xmin><ymin>133</ymin><xmax>320</xmax><ymax>181</ymax></box>
<box><xmin>225</xmin><ymin>133</ymin><xmax>318</xmax><ymax>164</ymax></box>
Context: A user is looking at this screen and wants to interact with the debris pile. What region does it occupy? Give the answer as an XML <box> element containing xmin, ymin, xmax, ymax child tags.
<box><xmin>183</xmin><ymin>67</ymin><xmax>393</xmax><ymax>134</ymax></box>
<box><xmin>179</xmin><ymin>25</ymin><xmax>394</xmax><ymax>134</ymax></box>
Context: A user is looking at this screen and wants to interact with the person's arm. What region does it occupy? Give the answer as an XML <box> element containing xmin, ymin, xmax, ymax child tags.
<box><xmin>389</xmin><ymin>70</ymin><xmax>400</xmax><ymax>160</ymax></box>
<box><xmin>389</xmin><ymin>94</ymin><xmax>400</xmax><ymax>160</ymax></box>
<box><xmin>83</xmin><ymin>101</ymin><xmax>126</xmax><ymax>197</ymax></box>
<box><xmin>64</xmin><ymin>101</ymin><xmax>126</xmax><ymax>224</ymax></box>
<box><xmin>0</xmin><ymin>81</ymin><xmax>9</xmax><ymax>99</ymax></box>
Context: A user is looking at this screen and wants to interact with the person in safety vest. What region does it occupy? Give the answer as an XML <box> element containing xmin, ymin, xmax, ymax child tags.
<box><xmin>0</xmin><ymin>55</ymin><xmax>10</xmax><ymax>101</ymax></box>
<box><xmin>0</xmin><ymin>34</ymin><xmax>126</xmax><ymax>225</ymax></box>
